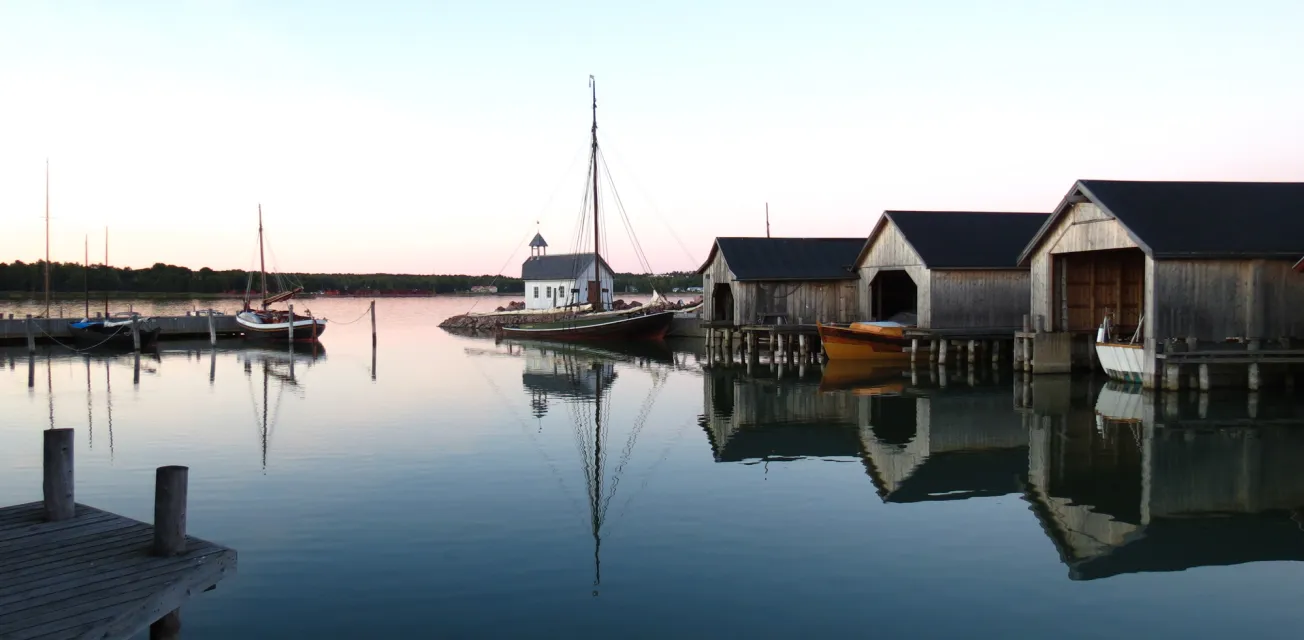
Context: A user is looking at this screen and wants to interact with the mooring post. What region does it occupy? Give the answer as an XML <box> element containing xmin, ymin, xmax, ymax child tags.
<box><xmin>938</xmin><ymin>365</ymin><xmax>949</xmax><ymax>388</ymax></box>
<box><xmin>370</xmin><ymin>300</ymin><xmax>377</xmax><ymax>346</ymax></box>
<box><xmin>799</xmin><ymin>334</ymin><xmax>808</xmax><ymax>359</ymax></box>
<box><xmin>209</xmin><ymin>347</ymin><xmax>216</xmax><ymax>383</ymax></box>
<box><xmin>991</xmin><ymin>340</ymin><xmax>1000</xmax><ymax>366</ymax></box>
<box><xmin>43</xmin><ymin>428</ymin><xmax>75</xmax><ymax>522</ymax></box>
<box><xmin>938</xmin><ymin>340</ymin><xmax>948</xmax><ymax>366</ymax></box>
<box><xmin>1198</xmin><ymin>363</ymin><xmax>1210</xmax><ymax>392</ymax></box>
<box><xmin>929</xmin><ymin>339</ymin><xmax>939</xmax><ymax>364</ymax></box>
<box><xmin>1163</xmin><ymin>363</ymin><xmax>1181</xmax><ymax>391</ymax></box>
<box><xmin>151</xmin><ymin>610</ymin><xmax>182</xmax><ymax>640</ymax></box>
<box><xmin>1248</xmin><ymin>392</ymin><xmax>1260</xmax><ymax>419</ymax></box>
<box><xmin>910</xmin><ymin>338</ymin><xmax>919</xmax><ymax>364</ymax></box>
<box><xmin>26</xmin><ymin>314</ymin><xmax>36</xmax><ymax>354</ymax></box>
<box><xmin>134</xmin><ymin>352</ymin><xmax>141</xmax><ymax>385</ymax></box>
<box><xmin>207</xmin><ymin>309</ymin><xmax>217</xmax><ymax>345</ymax></box>
<box><xmin>28</xmin><ymin>354</ymin><xmax>35</xmax><ymax>388</ymax></box>
<box><xmin>153</xmin><ymin>465</ymin><xmax>189</xmax><ymax>557</ymax></box>
<box><xmin>967</xmin><ymin>340</ymin><xmax>976</xmax><ymax>365</ymax></box>
<box><xmin>288</xmin><ymin>303</ymin><xmax>295</xmax><ymax>341</ymax></box>
<box><xmin>1247</xmin><ymin>339</ymin><xmax>1261</xmax><ymax>391</ymax></box>
<box><xmin>131</xmin><ymin>314</ymin><xmax>141</xmax><ymax>352</ymax></box>
<box><xmin>1198</xmin><ymin>390</ymin><xmax>1209</xmax><ymax>419</ymax></box>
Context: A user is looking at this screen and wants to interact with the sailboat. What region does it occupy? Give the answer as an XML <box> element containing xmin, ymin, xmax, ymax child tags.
<box><xmin>68</xmin><ymin>228</ymin><xmax>162</xmax><ymax>349</ymax></box>
<box><xmin>235</xmin><ymin>206</ymin><xmax>327</xmax><ymax>340</ymax></box>
<box><xmin>499</xmin><ymin>77</ymin><xmax>675</xmax><ymax>342</ymax></box>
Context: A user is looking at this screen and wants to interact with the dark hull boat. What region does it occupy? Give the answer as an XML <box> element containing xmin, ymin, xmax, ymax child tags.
<box><xmin>68</xmin><ymin>317</ymin><xmax>161</xmax><ymax>349</ymax></box>
<box><xmin>236</xmin><ymin>310</ymin><xmax>327</xmax><ymax>341</ymax></box>
<box><xmin>236</xmin><ymin>205</ymin><xmax>327</xmax><ymax>342</ymax></box>
<box><xmin>500</xmin><ymin>310</ymin><xmax>675</xmax><ymax>341</ymax></box>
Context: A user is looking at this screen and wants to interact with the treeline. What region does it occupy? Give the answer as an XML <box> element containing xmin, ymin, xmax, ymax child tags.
<box><xmin>0</xmin><ymin>261</ymin><xmax>702</xmax><ymax>296</ymax></box>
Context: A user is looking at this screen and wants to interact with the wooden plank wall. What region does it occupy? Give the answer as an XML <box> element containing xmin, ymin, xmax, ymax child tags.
<box><xmin>857</xmin><ymin>220</ymin><xmax>931</xmax><ymax>325</ymax></box>
<box><xmin>1055</xmin><ymin>249</ymin><xmax>1145</xmax><ymax>333</ymax></box>
<box><xmin>700</xmin><ymin>248</ymin><xmax>738</xmax><ymax>324</ymax></box>
<box><xmin>1150</xmin><ymin>259</ymin><xmax>1304</xmax><ymax>340</ymax></box>
<box><xmin>929</xmin><ymin>270</ymin><xmax>1032</xmax><ymax>330</ymax></box>
<box><xmin>1029</xmin><ymin>203</ymin><xmax>1141</xmax><ymax>329</ymax></box>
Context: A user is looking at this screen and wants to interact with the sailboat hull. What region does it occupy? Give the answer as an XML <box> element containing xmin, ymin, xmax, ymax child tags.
<box><xmin>68</xmin><ymin>320</ymin><xmax>161</xmax><ymax>349</ymax></box>
<box><xmin>499</xmin><ymin>310</ymin><xmax>675</xmax><ymax>341</ymax></box>
<box><xmin>237</xmin><ymin>312</ymin><xmax>327</xmax><ymax>341</ymax></box>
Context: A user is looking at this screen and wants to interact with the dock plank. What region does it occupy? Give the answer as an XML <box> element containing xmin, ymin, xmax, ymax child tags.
<box><xmin>0</xmin><ymin>502</ymin><xmax>236</xmax><ymax>640</ymax></box>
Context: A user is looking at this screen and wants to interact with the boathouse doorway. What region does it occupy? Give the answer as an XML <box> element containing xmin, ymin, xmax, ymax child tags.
<box><xmin>1054</xmin><ymin>248</ymin><xmax>1145</xmax><ymax>334</ymax></box>
<box><xmin>869</xmin><ymin>270</ymin><xmax>917</xmax><ymax>322</ymax></box>
<box><xmin>711</xmin><ymin>283</ymin><xmax>735</xmax><ymax>323</ymax></box>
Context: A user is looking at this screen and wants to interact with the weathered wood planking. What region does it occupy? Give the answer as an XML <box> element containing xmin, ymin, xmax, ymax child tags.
<box><xmin>857</xmin><ymin>220</ymin><xmax>931</xmax><ymax>323</ymax></box>
<box><xmin>700</xmin><ymin>247</ymin><xmax>860</xmax><ymax>326</ymax></box>
<box><xmin>0</xmin><ymin>502</ymin><xmax>236</xmax><ymax>640</ymax></box>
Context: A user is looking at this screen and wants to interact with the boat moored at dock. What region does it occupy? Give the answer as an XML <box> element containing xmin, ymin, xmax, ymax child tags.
<box><xmin>817</xmin><ymin>321</ymin><xmax>921</xmax><ymax>361</ymax></box>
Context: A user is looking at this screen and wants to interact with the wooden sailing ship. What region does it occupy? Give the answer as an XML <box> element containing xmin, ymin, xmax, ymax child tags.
<box><xmin>235</xmin><ymin>206</ymin><xmax>327</xmax><ymax>341</ymax></box>
<box><xmin>499</xmin><ymin>77</ymin><xmax>674</xmax><ymax>342</ymax></box>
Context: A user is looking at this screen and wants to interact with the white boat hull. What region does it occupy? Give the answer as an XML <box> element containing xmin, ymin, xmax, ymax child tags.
<box><xmin>236</xmin><ymin>311</ymin><xmax>327</xmax><ymax>340</ymax></box>
<box><xmin>1095</xmin><ymin>341</ymin><xmax>1145</xmax><ymax>384</ymax></box>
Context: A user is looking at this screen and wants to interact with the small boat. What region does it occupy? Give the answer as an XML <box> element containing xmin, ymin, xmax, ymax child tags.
<box><xmin>235</xmin><ymin>206</ymin><xmax>326</xmax><ymax>341</ymax></box>
<box><xmin>68</xmin><ymin>315</ymin><xmax>161</xmax><ymax>349</ymax></box>
<box><xmin>816</xmin><ymin>321</ymin><xmax>921</xmax><ymax>361</ymax></box>
<box><xmin>500</xmin><ymin>309</ymin><xmax>675</xmax><ymax>341</ymax></box>
<box><xmin>1095</xmin><ymin>316</ymin><xmax>1144</xmax><ymax>383</ymax></box>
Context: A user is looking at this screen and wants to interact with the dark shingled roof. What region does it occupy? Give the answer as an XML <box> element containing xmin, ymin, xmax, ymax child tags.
<box><xmin>869</xmin><ymin>211</ymin><xmax>1049</xmax><ymax>269</ymax></box>
<box><xmin>696</xmin><ymin>237</ymin><xmax>865</xmax><ymax>281</ymax></box>
<box><xmin>1020</xmin><ymin>180</ymin><xmax>1304</xmax><ymax>263</ymax></box>
<box><xmin>529</xmin><ymin>232</ymin><xmax>548</xmax><ymax>248</ymax></box>
<box><xmin>521</xmin><ymin>253</ymin><xmax>611</xmax><ymax>281</ymax></box>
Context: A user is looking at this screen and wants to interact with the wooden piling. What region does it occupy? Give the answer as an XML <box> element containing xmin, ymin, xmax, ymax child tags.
<box><xmin>938</xmin><ymin>340</ymin><xmax>948</xmax><ymax>366</ymax></box>
<box><xmin>991</xmin><ymin>340</ymin><xmax>1000</xmax><ymax>366</ymax></box>
<box><xmin>929</xmin><ymin>339</ymin><xmax>939</xmax><ymax>363</ymax></box>
<box><xmin>43</xmin><ymin>428</ymin><xmax>75</xmax><ymax>522</ymax></box>
<box><xmin>371</xmin><ymin>300</ymin><xmax>377</xmax><ymax>346</ymax></box>
<box><xmin>288</xmin><ymin>303</ymin><xmax>295</xmax><ymax>341</ymax></box>
<box><xmin>910</xmin><ymin>338</ymin><xmax>919</xmax><ymax>364</ymax></box>
<box><xmin>207</xmin><ymin>309</ymin><xmax>217</xmax><ymax>345</ymax></box>
<box><xmin>1164</xmin><ymin>363</ymin><xmax>1181</xmax><ymax>391</ymax></box>
<box><xmin>153</xmin><ymin>465</ymin><xmax>189</xmax><ymax>557</ymax></box>
<box><xmin>151</xmin><ymin>610</ymin><xmax>182</xmax><ymax>640</ymax></box>
<box><xmin>131</xmin><ymin>314</ymin><xmax>141</xmax><ymax>352</ymax></box>
<box><xmin>967</xmin><ymin>340</ymin><xmax>976</xmax><ymax>365</ymax></box>
<box><xmin>26</xmin><ymin>314</ymin><xmax>35</xmax><ymax>353</ymax></box>
<box><xmin>1198</xmin><ymin>363</ymin><xmax>1210</xmax><ymax>392</ymax></box>
<box><xmin>134</xmin><ymin>351</ymin><xmax>141</xmax><ymax>385</ymax></box>
<box><xmin>798</xmin><ymin>334</ymin><xmax>808</xmax><ymax>359</ymax></box>
<box><xmin>1247</xmin><ymin>339</ymin><xmax>1261</xmax><ymax>391</ymax></box>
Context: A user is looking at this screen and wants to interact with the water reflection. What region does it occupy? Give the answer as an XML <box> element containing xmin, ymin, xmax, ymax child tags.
<box><xmin>464</xmin><ymin>338</ymin><xmax>683</xmax><ymax>597</ymax></box>
<box><xmin>1029</xmin><ymin>378</ymin><xmax>1304</xmax><ymax>580</ymax></box>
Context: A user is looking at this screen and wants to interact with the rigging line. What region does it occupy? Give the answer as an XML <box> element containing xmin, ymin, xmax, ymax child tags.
<box><xmin>596</xmin><ymin>135</ymin><xmax>699</xmax><ymax>268</ymax></box>
<box><xmin>599</xmin><ymin>151</ymin><xmax>653</xmax><ymax>276</ymax></box>
<box><xmin>598</xmin><ymin>367</ymin><xmax>666</xmax><ymax>520</ymax></box>
<box><xmin>469</xmin><ymin>354</ymin><xmax>588</xmax><ymax>523</ymax></box>
<box><xmin>604</xmin><ymin>413</ymin><xmax>693</xmax><ymax>542</ymax></box>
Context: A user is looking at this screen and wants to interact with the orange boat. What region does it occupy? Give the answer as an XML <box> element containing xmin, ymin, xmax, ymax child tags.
<box><xmin>816</xmin><ymin>321</ymin><xmax>925</xmax><ymax>361</ymax></box>
<box><xmin>818</xmin><ymin>360</ymin><xmax>909</xmax><ymax>395</ymax></box>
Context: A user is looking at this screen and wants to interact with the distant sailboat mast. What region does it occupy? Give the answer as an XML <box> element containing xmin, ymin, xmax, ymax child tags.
<box><xmin>104</xmin><ymin>228</ymin><xmax>110</xmax><ymax>317</ymax></box>
<box><xmin>258</xmin><ymin>205</ymin><xmax>269</xmax><ymax>307</ymax></box>
<box><xmin>44</xmin><ymin>159</ymin><xmax>51</xmax><ymax>318</ymax></box>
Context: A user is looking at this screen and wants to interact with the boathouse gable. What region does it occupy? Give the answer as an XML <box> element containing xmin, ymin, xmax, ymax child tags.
<box><xmin>856</xmin><ymin>211</ymin><xmax>1048</xmax><ymax>330</ymax></box>
<box><xmin>697</xmin><ymin>237</ymin><xmax>864</xmax><ymax>326</ymax></box>
<box><xmin>1018</xmin><ymin>179</ymin><xmax>1304</xmax><ymax>387</ymax></box>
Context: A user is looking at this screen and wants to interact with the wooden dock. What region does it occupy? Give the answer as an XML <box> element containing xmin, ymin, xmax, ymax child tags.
<box><xmin>0</xmin><ymin>313</ymin><xmax>242</xmax><ymax>347</ymax></box>
<box><xmin>0</xmin><ymin>430</ymin><xmax>236</xmax><ymax>640</ymax></box>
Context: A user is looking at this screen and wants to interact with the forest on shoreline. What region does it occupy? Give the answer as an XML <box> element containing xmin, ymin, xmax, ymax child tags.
<box><xmin>0</xmin><ymin>260</ymin><xmax>701</xmax><ymax>296</ymax></box>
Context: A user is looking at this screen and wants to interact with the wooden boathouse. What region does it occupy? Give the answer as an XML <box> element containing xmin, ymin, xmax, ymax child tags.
<box><xmin>698</xmin><ymin>237</ymin><xmax>865</xmax><ymax>359</ymax></box>
<box><xmin>1017</xmin><ymin>180</ymin><xmax>1304</xmax><ymax>389</ymax></box>
<box><xmin>853</xmin><ymin>210</ymin><xmax>1048</xmax><ymax>362</ymax></box>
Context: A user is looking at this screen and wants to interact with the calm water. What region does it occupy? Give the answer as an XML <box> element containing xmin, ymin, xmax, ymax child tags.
<box><xmin>4</xmin><ymin>296</ymin><xmax>1304</xmax><ymax>639</ymax></box>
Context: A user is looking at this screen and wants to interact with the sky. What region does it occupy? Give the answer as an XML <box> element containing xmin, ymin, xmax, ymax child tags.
<box><xmin>1</xmin><ymin>0</ymin><xmax>1302</xmax><ymax>276</ymax></box>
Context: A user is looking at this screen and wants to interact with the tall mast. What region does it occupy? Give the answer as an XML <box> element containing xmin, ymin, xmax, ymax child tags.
<box><xmin>258</xmin><ymin>205</ymin><xmax>268</xmax><ymax>306</ymax></box>
<box><xmin>84</xmin><ymin>235</ymin><xmax>89</xmax><ymax>317</ymax></box>
<box><xmin>44</xmin><ymin>159</ymin><xmax>51</xmax><ymax>318</ymax></box>
<box><xmin>589</xmin><ymin>75</ymin><xmax>602</xmax><ymax>312</ymax></box>
<box><xmin>104</xmin><ymin>228</ymin><xmax>109</xmax><ymax>316</ymax></box>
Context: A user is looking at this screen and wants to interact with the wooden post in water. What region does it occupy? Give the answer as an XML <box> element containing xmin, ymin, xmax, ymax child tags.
<box><xmin>910</xmin><ymin>339</ymin><xmax>919</xmax><ymax>365</ymax></box>
<box><xmin>43</xmin><ymin>428</ymin><xmax>75</xmax><ymax>522</ymax></box>
<box><xmin>151</xmin><ymin>610</ymin><xmax>182</xmax><ymax>640</ymax></box>
<box><xmin>938</xmin><ymin>340</ymin><xmax>948</xmax><ymax>366</ymax></box>
<box><xmin>310</xmin><ymin>311</ymin><xmax>318</xmax><ymax>341</ymax></box>
<box><xmin>288</xmin><ymin>303</ymin><xmax>295</xmax><ymax>342</ymax></box>
<box><xmin>28</xmin><ymin>353</ymin><xmax>35</xmax><ymax>388</ymax></box>
<box><xmin>153</xmin><ymin>465</ymin><xmax>188</xmax><ymax>557</ymax></box>
<box><xmin>134</xmin><ymin>351</ymin><xmax>141</xmax><ymax>385</ymax></box>
<box><xmin>1247</xmin><ymin>339</ymin><xmax>1261</xmax><ymax>391</ymax></box>
<box><xmin>1198</xmin><ymin>363</ymin><xmax>1210</xmax><ymax>392</ymax></box>
<box><xmin>370</xmin><ymin>300</ymin><xmax>377</xmax><ymax>346</ymax></box>
<box><xmin>26</xmin><ymin>314</ymin><xmax>36</xmax><ymax>354</ymax></box>
<box><xmin>967</xmin><ymin>340</ymin><xmax>976</xmax><ymax>365</ymax></box>
<box><xmin>131</xmin><ymin>314</ymin><xmax>141</xmax><ymax>352</ymax></box>
<box><xmin>207</xmin><ymin>309</ymin><xmax>217</xmax><ymax>345</ymax></box>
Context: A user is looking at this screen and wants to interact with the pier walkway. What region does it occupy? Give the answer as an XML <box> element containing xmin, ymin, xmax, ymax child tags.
<box><xmin>0</xmin><ymin>429</ymin><xmax>237</xmax><ymax>640</ymax></box>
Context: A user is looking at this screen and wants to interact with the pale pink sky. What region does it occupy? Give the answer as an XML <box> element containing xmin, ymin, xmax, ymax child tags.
<box><xmin>3</xmin><ymin>1</ymin><xmax>1302</xmax><ymax>275</ymax></box>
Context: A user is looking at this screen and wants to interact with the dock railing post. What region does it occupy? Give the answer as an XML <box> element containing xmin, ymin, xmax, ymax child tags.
<box><xmin>131</xmin><ymin>314</ymin><xmax>141</xmax><ymax>352</ymax></box>
<box><xmin>207</xmin><ymin>309</ymin><xmax>217</xmax><ymax>345</ymax></box>
<box><xmin>26</xmin><ymin>314</ymin><xmax>36</xmax><ymax>353</ymax></box>
<box><xmin>153</xmin><ymin>465</ymin><xmax>189</xmax><ymax>557</ymax></box>
<box><xmin>43</xmin><ymin>428</ymin><xmax>75</xmax><ymax>522</ymax></box>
